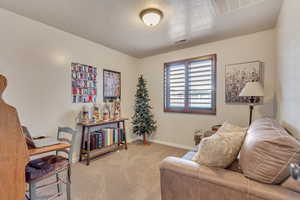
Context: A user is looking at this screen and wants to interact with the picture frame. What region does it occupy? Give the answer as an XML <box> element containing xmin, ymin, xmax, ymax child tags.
<box><xmin>103</xmin><ymin>69</ymin><xmax>121</xmax><ymax>101</ymax></box>
<box><xmin>71</xmin><ymin>62</ymin><xmax>97</xmax><ymax>103</ymax></box>
<box><xmin>225</xmin><ymin>60</ymin><xmax>263</xmax><ymax>104</ymax></box>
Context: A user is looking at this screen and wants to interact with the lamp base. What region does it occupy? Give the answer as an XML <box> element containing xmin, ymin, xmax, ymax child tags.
<box><xmin>249</xmin><ymin>104</ymin><xmax>254</xmax><ymax>126</ymax></box>
<box><xmin>248</xmin><ymin>96</ymin><xmax>255</xmax><ymax>126</ymax></box>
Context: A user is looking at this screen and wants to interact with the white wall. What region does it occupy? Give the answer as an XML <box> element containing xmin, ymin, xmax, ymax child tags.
<box><xmin>139</xmin><ymin>30</ymin><xmax>276</xmax><ymax>149</ymax></box>
<box><xmin>0</xmin><ymin>8</ymin><xmax>138</xmax><ymax>161</ymax></box>
<box><xmin>276</xmin><ymin>0</ymin><xmax>300</xmax><ymax>139</ymax></box>
<box><xmin>0</xmin><ymin>6</ymin><xmax>280</xmax><ymax>154</ymax></box>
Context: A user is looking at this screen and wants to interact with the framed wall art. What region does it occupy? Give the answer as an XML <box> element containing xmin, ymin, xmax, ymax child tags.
<box><xmin>225</xmin><ymin>61</ymin><xmax>263</xmax><ymax>104</ymax></box>
<box><xmin>103</xmin><ymin>69</ymin><xmax>121</xmax><ymax>100</ymax></box>
<box><xmin>71</xmin><ymin>62</ymin><xmax>97</xmax><ymax>103</ymax></box>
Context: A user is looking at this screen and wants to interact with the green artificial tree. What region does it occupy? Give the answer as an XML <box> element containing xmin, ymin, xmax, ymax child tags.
<box><xmin>132</xmin><ymin>75</ymin><xmax>157</xmax><ymax>144</ymax></box>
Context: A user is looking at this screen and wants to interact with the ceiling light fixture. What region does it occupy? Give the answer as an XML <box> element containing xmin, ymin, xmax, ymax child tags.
<box><xmin>140</xmin><ymin>8</ymin><xmax>163</xmax><ymax>27</ymax></box>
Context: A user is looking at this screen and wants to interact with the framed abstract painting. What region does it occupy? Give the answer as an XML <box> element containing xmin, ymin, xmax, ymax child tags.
<box><xmin>225</xmin><ymin>61</ymin><xmax>263</xmax><ymax>104</ymax></box>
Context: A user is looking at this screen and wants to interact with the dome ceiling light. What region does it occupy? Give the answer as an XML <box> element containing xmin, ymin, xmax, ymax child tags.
<box><xmin>140</xmin><ymin>8</ymin><xmax>163</xmax><ymax>27</ymax></box>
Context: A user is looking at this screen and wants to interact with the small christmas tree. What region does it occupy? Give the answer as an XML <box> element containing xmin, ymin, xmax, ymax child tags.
<box><xmin>132</xmin><ymin>75</ymin><xmax>157</xmax><ymax>144</ymax></box>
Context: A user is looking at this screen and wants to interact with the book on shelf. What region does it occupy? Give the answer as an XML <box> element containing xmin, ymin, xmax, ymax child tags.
<box><xmin>84</xmin><ymin>128</ymin><xmax>124</xmax><ymax>150</ymax></box>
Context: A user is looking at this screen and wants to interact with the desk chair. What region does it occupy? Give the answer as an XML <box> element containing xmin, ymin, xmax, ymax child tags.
<box><xmin>25</xmin><ymin>127</ymin><xmax>77</xmax><ymax>200</ymax></box>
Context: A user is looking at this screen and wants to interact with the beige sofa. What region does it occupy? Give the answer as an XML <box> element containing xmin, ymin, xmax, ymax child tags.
<box><xmin>160</xmin><ymin>119</ymin><xmax>300</xmax><ymax>200</ymax></box>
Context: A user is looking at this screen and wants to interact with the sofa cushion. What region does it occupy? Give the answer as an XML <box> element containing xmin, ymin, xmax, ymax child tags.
<box><xmin>239</xmin><ymin>118</ymin><xmax>300</xmax><ymax>184</ymax></box>
<box><xmin>192</xmin><ymin>122</ymin><xmax>246</xmax><ymax>168</ymax></box>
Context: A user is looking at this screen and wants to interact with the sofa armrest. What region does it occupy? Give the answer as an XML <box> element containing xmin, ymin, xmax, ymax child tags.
<box><xmin>160</xmin><ymin>157</ymin><xmax>300</xmax><ymax>200</ymax></box>
<box><xmin>160</xmin><ymin>156</ymin><xmax>249</xmax><ymax>192</ymax></box>
<box><xmin>160</xmin><ymin>156</ymin><xmax>201</xmax><ymax>177</ymax></box>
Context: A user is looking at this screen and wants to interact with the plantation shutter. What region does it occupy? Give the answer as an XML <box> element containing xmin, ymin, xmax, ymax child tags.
<box><xmin>164</xmin><ymin>54</ymin><xmax>216</xmax><ymax>114</ymax></box>
<box><xmin>164</xmin><ymin>62</ymin><xmax>186</xmax><ymax>110</ymax></box>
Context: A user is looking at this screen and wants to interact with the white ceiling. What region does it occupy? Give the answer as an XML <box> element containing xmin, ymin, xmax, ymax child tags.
<box><xmin>0</xmin><ymin>0</ymin><xmax>282</xmax><ymax>58</ymax></box>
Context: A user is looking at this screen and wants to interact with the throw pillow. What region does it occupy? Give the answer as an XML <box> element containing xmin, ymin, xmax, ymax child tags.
<box><xmin>239</xmin><ymin>118</ymin><xmax>300</xmax><ymax>184</ymax></box>
<box><xmin>192</xmin><ymin>122</ymin><xmax>247</xmax><ymax>168</ymax></box>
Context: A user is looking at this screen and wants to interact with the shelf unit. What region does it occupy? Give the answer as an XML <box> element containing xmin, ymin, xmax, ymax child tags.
<box><xmin>78</xmin><ymin>118</ymin><xmax>128</xmax><ymax>165</ymax></box>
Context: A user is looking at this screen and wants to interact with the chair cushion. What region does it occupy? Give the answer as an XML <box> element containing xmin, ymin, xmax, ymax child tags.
<box><xmin>239</xmin><ymin>118</ymin><xmax>300</xmax><ymax>184</ymax></box>
<box><xmin>26</xmin><ymin>155</ymin><xmax>68</xmax><ymax>182</ymax></box>
<box><xmin>192</xmin><ymin>122</ymin><xmax>247</xmax><ymax>168</ymax></box>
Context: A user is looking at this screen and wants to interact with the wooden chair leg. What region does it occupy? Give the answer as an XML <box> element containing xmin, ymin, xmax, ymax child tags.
<box><xmin>56</xmin><ymin>172</ymin><xmax>62</xmax><ymax>194</ymax></box>
<box><xmin>28</xmin><ymin>167</ymin><xmax>71</xmax><ymax>200</ymax></box>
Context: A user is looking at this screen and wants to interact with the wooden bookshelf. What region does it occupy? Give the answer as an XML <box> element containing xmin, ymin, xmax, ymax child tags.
<box><xmin>78</xmin><ymin>118</ymin><xmax>128</xmax><ymax>165</ymax></box>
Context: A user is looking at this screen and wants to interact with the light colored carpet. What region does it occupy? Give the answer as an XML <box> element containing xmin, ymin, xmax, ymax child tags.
<box><xmin>39</xmin><ymin>142</ymin><xmax>186</xmax><ymax>200</ymax></box>
<box><xmin>72</xmin><ymin>142</ymin><xmax>186</xmax><ymax>200</ymax></box>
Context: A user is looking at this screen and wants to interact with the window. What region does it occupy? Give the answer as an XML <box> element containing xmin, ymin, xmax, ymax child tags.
<box><xmin>164</xmin><ymin>54</ymin><xmax>217</xmax><ymax>114</ymax></box>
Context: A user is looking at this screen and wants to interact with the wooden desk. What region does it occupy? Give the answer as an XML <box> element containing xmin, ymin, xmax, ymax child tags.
<box><xmin>28</xmin><ymin>143</ymin><xmax>71</xmax><ymax>156</ymax></box>
<box><xmin>78</xmin><ymin>118</ymin><xmax>128</xmax><ymax>166</ymax></box>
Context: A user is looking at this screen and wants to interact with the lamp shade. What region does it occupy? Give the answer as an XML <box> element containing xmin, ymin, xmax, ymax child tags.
<box><xmin>239</xmin><ymin>82</ymin><xmax>264</xmax><ymax>97</ymax></box>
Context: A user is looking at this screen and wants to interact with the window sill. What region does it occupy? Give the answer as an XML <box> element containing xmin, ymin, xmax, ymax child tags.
<box><xmin>164</xmin><ymin>109</ymin><xmax>216</xmax><ymax>115</ymax></box>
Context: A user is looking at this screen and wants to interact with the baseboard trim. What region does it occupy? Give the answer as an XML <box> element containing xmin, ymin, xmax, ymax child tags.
<box><xmin>72</xmin><ymin>138</ymin><xmax>192</xmax><ymax>163</ymax></box>
<box><xmin>149</xmin><ymin>139</ymin><xmax>193</xmax><ymax>150</ymax></box>
<box><xmin>127</xmin><ymin>137</ymin><xmax>138</xmax><ymax>143</ymax></box>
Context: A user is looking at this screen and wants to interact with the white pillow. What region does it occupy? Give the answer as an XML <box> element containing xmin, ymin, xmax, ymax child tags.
<box><xmin>192</xmin><ymin>122</ymin><xmax>247</xmax><ymax>168</ymax></box>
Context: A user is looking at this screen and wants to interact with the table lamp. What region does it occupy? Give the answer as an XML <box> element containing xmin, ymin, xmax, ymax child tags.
<box><xmin>239</xmin><ymin>81</ymin><xmax>264</xmax><ymax>125</ymax></box>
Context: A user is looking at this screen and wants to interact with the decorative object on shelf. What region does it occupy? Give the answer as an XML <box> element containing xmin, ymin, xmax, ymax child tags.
<box><xmin>113</xmin><ymin>98</ymin><xmax>121</xmax><ymax>120</ymax></box>
<box><xmin>103</xmin><ymin>69</ymin><xmax>121</xmax><ymax>101</ymax></box>
<box><xmin>139</xmin><ymin>8</ymin><xmax>163</xmax><ymax>27</ymax></box>
<box><xmin>132</xmin><ymin>75</ymin><xmax>157</xmax><ymax>145</ymax></box>
<box><xmin>225</xmin><ymin>61</ymin><xmax>263</xmax><ymax>104</ymax></box>
<box><xmin>108</xmin><ymin>101</ymin><xmax>114</xmax><ymax>119</ymax></box>
<box><xmin>92</xmin><ymin>104</ymin><xmax>101</xmax><ymax>121</ymax></box>
<box><xmin>72</xmin><ymin>62</ymin><xmax>97</xmax><ymax>103</ymax></box>
<box><xmin>102</xmin><ymin>101</ymin><xmax>110</xmax><ymax>121</ymax></box>
<box><xmin>81</xmin><ymin>105</ymin><xmax>90</xmax><ymax>122</ymax></box>
<box><xmin>239</xmin><ymin>81</ymin><xmax>264</xmax><ymax>125</ymax></box>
